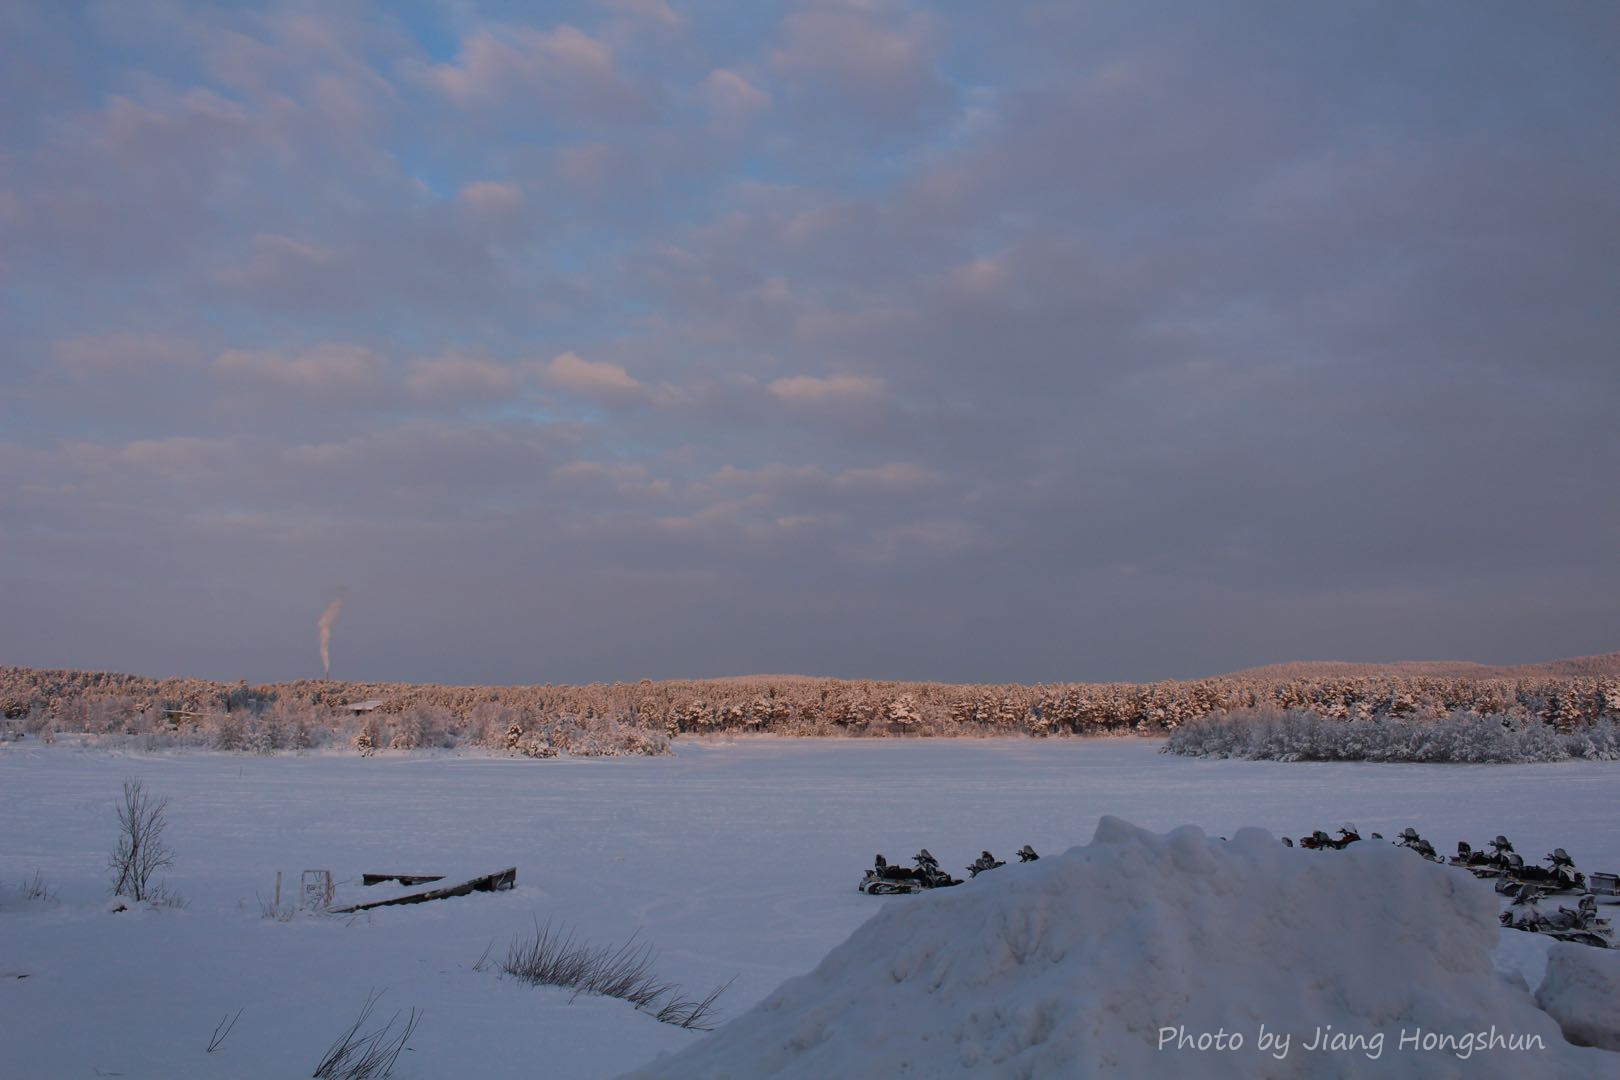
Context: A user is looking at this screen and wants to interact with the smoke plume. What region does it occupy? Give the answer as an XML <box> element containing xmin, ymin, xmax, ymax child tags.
<box><xmin>319</xmin><ymin>598</ymin><xmax>344</xmax><ymax>678</ymax></box>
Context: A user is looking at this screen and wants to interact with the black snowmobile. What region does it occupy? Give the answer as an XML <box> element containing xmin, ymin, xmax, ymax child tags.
<box><xmin>859</xmin><ymin>849</ymin><xmax>962</xmax><ymax>895</ymax></box>
<box><xmin>1500</xmin><ymin>888</ymin><xmax>1614</xmax><ymax>948</ymax></box>
<box><xmin>1494</xmin><ymin>848</ymin><xmax>1587</xmax><ymax>897</ymax></box>
<box><xmin>1016</xmin><ymin>845</ymin><xmax>1040</xmax><ymax>863</ymax></box>
<box><xmin>1395</xmin><ymin>827</ymin><xmax>1443</xmax><ymax>862</ymax></box>
<box><xmin>966</xmin><ymin>851</ymin><xmax>1006</xmax><ymax>878</ymax></box>
<box><xmin>1451</xmin><ymin>835</ymin><xmax>1516</xmax><ymax>877</ymax></box>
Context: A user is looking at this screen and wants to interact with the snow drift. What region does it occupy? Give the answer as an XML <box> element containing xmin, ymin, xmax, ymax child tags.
<box><xmin>622</xmin><ymin>818</ymin><xmax>1608</xmax><ymax>1079</ymax></box>
<box><xmin>1536</xmin><ymin>942</ymin><xmax>1620</xmax><ymax>1051</ymax></box>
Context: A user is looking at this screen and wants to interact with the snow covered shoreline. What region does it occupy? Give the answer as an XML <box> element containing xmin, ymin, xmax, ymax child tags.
<box><xmin>3</xmin><ymin>738</ymin><xmax>1616</xmax><ymax>1077</ymax></box>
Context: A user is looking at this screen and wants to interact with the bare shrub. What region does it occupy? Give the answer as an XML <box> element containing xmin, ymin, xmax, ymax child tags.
<box><xmin>312</xmin><ymin>990</ymin><xmax>421</xmax><ymax>1080</ymax></box>
<box><xmin>108</xmin><ymin>777</ymin><xmax>175</xmax><ymax>902</ymax></box>
<box><xmin>499</xmin><ymin>919</ymin><xmax>730</xmax><ymax>1028</ymax></box>
<box><xmin>258</xmin><ymin>892</ymin><xmax>295</xmax><ymax>922</ymax></box>
<box><xmin>148</xmin><ymin>883</ymin><xmax>188</xmax><ymax>908</ymax></box>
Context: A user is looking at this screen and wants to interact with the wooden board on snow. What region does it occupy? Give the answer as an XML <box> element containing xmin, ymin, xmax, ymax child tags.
<box><xmin>329</xmin><ymin>867</ymin><xmax>516</xmax><ymax>912</ymax></box>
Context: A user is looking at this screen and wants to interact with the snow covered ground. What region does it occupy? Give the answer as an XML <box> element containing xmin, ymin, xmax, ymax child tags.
<box><xmin>2</xmin><ymin>736</ymin><xmax>1617</xmax><ymax>1078</ymax></box>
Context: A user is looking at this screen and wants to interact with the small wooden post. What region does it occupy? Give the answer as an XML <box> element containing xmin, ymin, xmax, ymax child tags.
<box><xmin>274</xmin><ymin>871</ymin><xmax>282</xmax><ymax>911</ymax></box>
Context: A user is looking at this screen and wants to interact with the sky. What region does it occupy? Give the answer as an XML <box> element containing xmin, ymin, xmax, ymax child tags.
<box><xmin>2</xmin><ymin>1</ymin><xmax>1617</xmax><ymax>687</ymax></box>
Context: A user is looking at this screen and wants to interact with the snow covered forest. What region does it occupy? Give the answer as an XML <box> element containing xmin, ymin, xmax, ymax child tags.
<box><xmin>1165</xmin><ymin>707</ymin><xmax>1620</xmax><ymax>762</ymax></box>
<box><xmin>4</xmin><ymin>656</ymin><xmax>1618</xmax><ymax>759</ymax></box>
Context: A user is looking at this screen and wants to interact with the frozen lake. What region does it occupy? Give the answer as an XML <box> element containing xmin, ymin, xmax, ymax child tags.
<box><xmin>3</xmin><ymin>737</ymin><xmax>1617</xmax><ymax>1077</ymax></box>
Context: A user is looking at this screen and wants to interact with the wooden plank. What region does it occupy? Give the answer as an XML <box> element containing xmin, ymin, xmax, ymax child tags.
<box><xmin>361</xmin><ymin>873</ymin><xmax>446</xmax><ymax>887</ymax></box>
<box><xmin>329</xmin><ymin>868</ymin><xmax>516</xmax><ymax>913</ymax></box>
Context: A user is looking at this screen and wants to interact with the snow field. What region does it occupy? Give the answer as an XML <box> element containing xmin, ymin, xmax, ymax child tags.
<box><xmin>2</xmin><ymin>737</ymin><xmax>1617</xmax><ymax>1078</ymax></box>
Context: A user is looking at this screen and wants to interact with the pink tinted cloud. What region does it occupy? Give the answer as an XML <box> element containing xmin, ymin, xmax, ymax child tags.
<box><xmin>545</xmin><ymin>351</ymin><xmax>644</xmax><ymax>397</ymax></box>
<box><xmin>405</xmin><ymin>350</ymin><xmax>523</xmax><ymax>400</ymax></box>
<box><xmin>701</xmin><ymin>69</ymin><xmax>772</xmax><ymax>120</ymax></box>
<box><xmin>767</xmin><ymin>372</ymin><xmax>884</xmax><ymax>406</ymax></box>
<box><xmin>51</xmin><ymin>332</ymin><xmax>203</xmax><ymax>379</ymax></box>
<box><xmin>457</xmin><ymin>180</ymin><xmax>525</xmax><ymax>216</ymax></box>
<box><xmin>599</xmin><ymin>0</ymin><xmax>683</xmax><ymax>29</ymax></box>
<box><xmin>421</xmin><ymin>23</ymin><xmax>651</xmax><ymax>124</ymax></box>
<box><xmin>214</xmin><ymin>343</ymin><xmax>385</xmax><ymax>393</ymax></box>
<box><xmin>769</xmin><ymin>1</ymin><xmax>946</xmax><ymax>131</ymax></box>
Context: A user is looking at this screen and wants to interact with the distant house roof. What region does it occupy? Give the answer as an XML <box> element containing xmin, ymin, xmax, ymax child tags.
<box><xmin>345</xmin><ymin>699</ymin><xmax>384</xmax><ymax>713</ymax></box>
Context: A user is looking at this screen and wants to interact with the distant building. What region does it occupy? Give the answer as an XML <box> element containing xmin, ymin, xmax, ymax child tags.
<box><xmin>343</xmin><ymin>699</ymin><xmax>384</xmax><ymax>716</ymax></box>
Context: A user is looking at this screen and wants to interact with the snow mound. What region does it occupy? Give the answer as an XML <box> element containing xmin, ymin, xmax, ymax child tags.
<box><xmin>1536</xmin><ymin>942</ymin><xmax>1620</xmax><ymax>1050</ymax></box>
<box><xmin>622</xmin><ymin>818</ymin><xmax>1606</xmax><ymax>1079</ymax></box>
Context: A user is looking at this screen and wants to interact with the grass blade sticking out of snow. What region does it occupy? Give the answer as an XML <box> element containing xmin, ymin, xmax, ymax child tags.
<box><xmin>311</xmin><ymin>990</ymin><xmax>421</xmax><ymax>1080</ymax></box>
<box><xmin>654</xmin><ymin>976</ymin><xmax>736</xmax><ymax>1030</ymax></box>
<box><xmin>206</xmin><ymin>1008</ymin><xmax>242</xmax><ymax>1053</ymax></box>
<box><xmin>498</xmin><ymin>919</ymin><xmax>730</xmax><ymax>1027</ymax></box>
<box><xmin>22</xmin><ymin>870</ymin><xmax>56</xmax><ymax>903</ymax></box>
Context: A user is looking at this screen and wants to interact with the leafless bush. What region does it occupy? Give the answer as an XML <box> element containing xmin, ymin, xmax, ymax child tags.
<box><xmin>498</xmin><ymin>919</ymin><xmax>730</xmax><ymax>1028</ymax></box>
<box><xmin>312</xmin><ymin>990</ymin><xmax>421</xmax><ymax>1080</ymax></box>
<box><xmin>108</xmin><ymin>777</ymin><xmax>175</xmax><ymax>902</ymax></box>
<box><xmin>207</xmin><ymin>1008</ymin><xmax>243</xmax><ymax>1053</ymax></box>
<box><xmin>258</xmin><ymin>891</ymin><xmax>295</xmax><ymax>922</ymax></box>
<box><xmin>147</xmin><ymin>883</ymin><xmax>188</xmax><ymax>909</ymax></box>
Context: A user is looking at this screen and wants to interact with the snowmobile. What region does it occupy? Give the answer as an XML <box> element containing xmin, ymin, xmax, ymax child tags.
<box><xmin>1589</xmin><ymin>871</ymin><xmax>1620</xmax><ymax>897</ymax></box>
<box><xmin>966</xmin><ymin>851</ymin><xmax>1006</xmax><ymax>878</ymax></box>
<box><xmin>1493</xmin><ymin>849</ymin><xmax>1587</xmax><ymax>897</ymax></box>
<box><xmin>1395</xmin><ymin>827</ymin><xmax>1442</xmax><ymax>862</ymax></box>
<box><xmin>859</xmin><ymin>849</ymin><xmax>962</xmax><ymax>895</ymax></box>
<box><xmin>1500</xmin><ymin>888</ymin><xmax>1614</xmax><ymax>948</ymax></box>
<box><xmin>1016</xmin><ymin>845</ymin><xmax>1040</xmax><ymax>863</ymax></box>
<box><xmin>1299</xmin><ymin>826</ymin><xmax>1360</xmax><ymax>850</ymax></box>
<box><xmin>1451</xmin><ymin>835</ymin><xmax>1516</xmax><ymax>877</ymax></box>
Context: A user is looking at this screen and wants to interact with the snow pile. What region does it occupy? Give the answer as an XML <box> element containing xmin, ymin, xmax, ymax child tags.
<box><xmin>1536</xmin><ymin>942</ymin><xmax>1620</xmax><ymax>1050</ymax></box>
<box><xmin>622</xmin><ymin>818</ymin><xmax>1607</xmax><ymax>1079</ymax></box>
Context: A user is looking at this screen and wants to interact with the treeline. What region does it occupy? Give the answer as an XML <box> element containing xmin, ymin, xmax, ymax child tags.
<box><xmin>1165</xmin><ymin>707</ymin><xmax>1620</xmax><ymax>763</ymax></box>
<box><xmin>2</xmin><ymin>665</ymin><xmax>1618</xmax><ymax>755</ymax></box>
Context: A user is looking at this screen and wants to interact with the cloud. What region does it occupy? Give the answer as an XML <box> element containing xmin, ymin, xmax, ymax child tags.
<box><xmin>214</xmin><ymin>344</ymin><xmax>385</xmax><ymax>394</ymax></box>
<box><xmin>421</xmin><ymin>23</ymin><xmax>651</xmax><ymax>124</ymax></box>
<box><xmin>769</xmin><ymin>1</ymin><xmax>949</xmax><ymax>138</ymax></box>
<box><xmin>456</xmin><ymin>180</ymin><xmax>524</xmax><ymax>217</ymax></box>
<box><xmin>706</xmin><ymin>461</ymin><xmax>940</xmax><ymax>499</ymax></box>
<box><xmin>118</xmin><ymin>437</ymin><xmax>238</xmax><ymax>479</ymax></box>
<box><xmin>599</xmin><ymin>0</ymin><xmax>682</xmax><ymax>29</ymax></box>
<box><xmin>545</xmin><ymin>351</ymin><xmax>644</xmax><ymax>397</ymax></box>
<box><xmin>405</xmin><ymin>350</ymin><xmax>522</xmax><ymax>400</ymax></box>
<box><xmin>834</xmin><ymin>462</ymin><xmax>938</xmax><ymax>492</ymax></box>
<box><xmin>4</xmin><ymin>3</ymin><xmax>1618</xmax><ymax>685</ymax></box>
<box><xmin>701</xmin><ymin>69</ymin><xmax>772</xmax><ymax>120</ymax></box>
<box><xmin>51</xmin><ymin>333</ymin><xmax>202</xmax><ymax>379</ymax></box>
<box><xmin>768</xmin><ymin>373</ymin><xmax>884</xmax><ymax>406</ymax></box>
